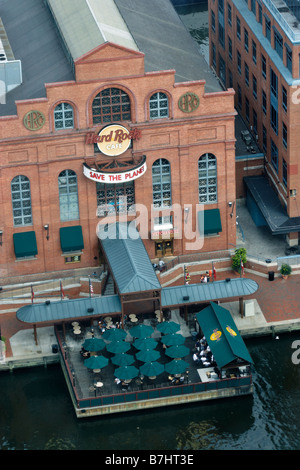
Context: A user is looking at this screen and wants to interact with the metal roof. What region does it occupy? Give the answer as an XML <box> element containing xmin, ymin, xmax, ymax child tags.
<box><xmin>244</xmin><ymin>175</ymin><xmax>300</xmax><ymax>234</ymax></box>
<box><xmin>97</xmin><ymin>223</ymin><xmax>161</xmax><ymax>294</ymax></box>
<box><xmin>115</xmin><ymin>0</ymin><xmax>222</xmax><ymax>91</ymax></box>
<box><xmin>46</xmin><ymin>0</ymin><xmax>138</xmax><ymax>61</ymax></box>
<box><xmin>16</xmin><ymin>294</ymin><xmax>121</xmax><ymax>324</ymax></box>
<box><xmin>0</xmin><ymin>0</ymin><xmax>74</xmax><ymax>116</ymax></box>
<box><xmin>161</xmin><ymin>278</ymin><xmax>259</xmax><ymax>308</ymax></box>
<box><xmin>196</xmin><ymin>302</ymin><xmax>253</xmax><ymax>369</ymax></box>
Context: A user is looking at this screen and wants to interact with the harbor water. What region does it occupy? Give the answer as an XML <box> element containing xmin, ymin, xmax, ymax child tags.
<box><xmin>1</xmin><ymin>333</ymin><xmax>300</xmax><ymax>450</ymax></box>
<box><xmin>2</xmin><ymin>2</ymin><xmax>300</xmax><ymax>452</ymax></box>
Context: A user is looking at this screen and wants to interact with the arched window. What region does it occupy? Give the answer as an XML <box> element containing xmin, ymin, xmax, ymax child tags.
<box><xmin>58</xmin><ymin>170</ymin><xmax>79</xmax><ymax>221</ymax></box>
<box><xmin>54</xmin><ymin>103</ymin><xmax>74</xmax><ymax>130</ymax></box>
<box><xmin>149</xmin><ymin>92</ymin><xmax>169</xmax><ymax>119</ymax></box>
<box><xmin>152</xmin><ymin>159</ymin><xmax>172</xmax><ymax>208</ymax></box>
<box><xmin>92</xmin><ymin>88</ymin><xmax>131</xmax><ymax>125</ymax></box>
<box><xmin>198</xmin><ymin>153</ymin><xmax>217</xmax><ymax>204</ymax></box>
<box><xmin>11</xmin><ymin>175</ymin><xmax>32</xmax><ymax>226</ymax></box>
<box><xmin>96</xmin><ymin>181</ymin><xmax>135</xmax><ymax>216</ymax></box>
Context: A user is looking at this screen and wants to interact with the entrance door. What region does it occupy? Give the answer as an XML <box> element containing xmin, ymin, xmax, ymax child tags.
<box><xmin>155</xmin><ymin>240</ymin><xmax>173</xmax><ymax>257</ymax></box>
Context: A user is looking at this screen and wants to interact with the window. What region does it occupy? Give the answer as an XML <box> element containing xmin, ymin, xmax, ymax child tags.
<box><xmin>237</xmin><ymin>16</ymin><xmax>241</xmax><ymax>40</ymax></box>
<box><xmin>92</xmin><ymin>88</ymin><xmax>131</xmax><ymax>125</ymax></box>
<box><xmin>198</xmin><ymin>153</ymin><xmax>217</xmax><ymax>204</ymax></box>
<box><xmin>237</xmin><ymin>50</ymin><xmax>241</xmax><ymax>74</ymax></box>
<box><xmin>152</xmin><ymin>159</ymin><xmax>172</xmax><ymax>208</ymax></box>
<box><xmin>149</xmin><ymin>92</ymin><xmax>169</xmax><ymax>120</ymax></box>
<box><xmin>262</xmin><ymin>125</ymin><xmax>267</xmax><ymax>152</ymax></box>
<box><xmin>228</xmin><ymin>68</ymin><xmax>233</xmax><ymax>88</ymax></box>
<box><xmin>227</xmin><ymin>2</ymin><xmax>232</xmax><ymax>26</ymax></box>
<box><xmin>274</xmin><ymin>27</ymin><xmax>283</xmax><ymax>60</ymax></box>
<box><xmin>265</xmin><ymin>15</ymin><xmax>271</xmax><ymax>42</ymax></box>
<box><xmin>219</xmin><ymin>54</ymin><xmax>226</xmax><ymax>84</ymax></box>
<box><xmin>282</xmin><ymin>122</ymin><xmax>287</xmax><ymax>148</ymax></box>
<box><xmin>54</xmin><ymin>103</ymin><xmax>74</xmax><ymax>130</ymax></box>
<box><xmin>271</xmin><ymin>139</ymin><xmax>278</xmax><ymax>172</ymax></box>
<box><xmin>11</xmin><ymin>175</ymin><xmax>32</xmax><ymax>226</ymax></box>
<box><xmin>262</xmin><ymin>54</ymin><xmax>266</xmax><ymax>79</ymax></box>
<box><xmin>252</xmin><ymin>40</ymin><xmax>257</xmax><ymax>64</ymax></box>
<box><xmin>271</xmin><ymin>105</ymin><xmax>278</xmax><ymax>134</ymax></box>
<box><xmin>258</xmin><ymin>3</ymin><xmax>262</xmax><ymax>24</ymax></box>
<box><xmin>286</xmin><ymin>45</ymin><xmax>292</xmax><ymax>73</ymax></box>
<box><xmin>245</xmin><ymin>97</ymin><xmax>250</xmax><ymax>122</ymax></box>
<box><xmin>65</xmin><ymin>255</ymin><xmax>81</xmax><ymax>264</ymax></box>
<box><xmin>253</xmin><ymin>74</ymin><xmax>257</xmax><ymax>98</ymax></box>
<box><xmin>212</xmin><ymin>42</ymin><xmax>216</xmax><ymax>68</ymax></box>
<box><xmin>244</xmin><ymin>28</ymin><xmax>249</xmax><ymax>52</ymax></box>
<box><xmin>245</xmin><ymin>62</ymin><xmax>249</xmax><ymax>87</ymax></box>
<box><xmin>58</xmin><ymin>170</ymin><xmax>79</xmax><ymax>221</ymax></box>
<box><xmin>282</xmin><ymin>158</ymin><xmax>287</xmax><ymax>187</ymax></box>
<box><xmin>251</xmin><ymin>0</ymin><xmax>256</xmax><ymax>15</ymax></box>
<box><xmin>253</xmin><ymin>109</ymin><xmax>258</xmax><ymax>134</ymax></box>
<box><xmin>228</xmin><ymin>36</ymin><xmax>232</xmax><ymax>60</ymax></box>
<box><xmin>238</xmin><ymin>84</ymin><xmax>242</xmax><ymax>110</ymax></box>
<box><xmin>211</xmin><ymin>10</ymin><xmax>216</xmax><ymax>32</ymax></box>
<box><xmin>282</xmin><ymin>85</ymin><xmax>287</xmax><ymax>112</ymax></box>
<box><xmin>96</xmin><ymin>181</ymin><xmax>135</xmax><ymax>215</ymax></box>
<box><xmin>262</xmin><ymin>90</ymin><xmax>267</xmax><ymax>114</ymax></box>
<box><xmin>270</xmin><ymin>68</ymin><xmax>278</xmax><ymax>98</ymax></box>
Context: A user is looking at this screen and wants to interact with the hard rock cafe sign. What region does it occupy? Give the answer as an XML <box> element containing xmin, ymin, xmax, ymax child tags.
<box><xmin>86</xmin><ymin>124</ymin><xmax>141</xmax><ymax>157</ymax></box>
<box><xmin>84</xmin><ymin>124</ymin><xmax>146</xmax><ymax>183</ymax></box>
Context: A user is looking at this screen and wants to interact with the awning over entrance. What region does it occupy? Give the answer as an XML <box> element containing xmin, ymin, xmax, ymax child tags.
<box><xmin>17</xmin><ymin>294</ymin><xmax>121</xmax><ymax>324</ymax></box>
<box><xmin>13</xmin><ymin>231</ymin><xmax>38</xmax><ymax>258</ymax></box>
<box><xmin>97</xmin><ymin>222</ymin><xmax>161</xmax><ymax>294</ymax></box>
<box><xmin>244</xmin><ymin>175</ymin><xmax>300</xmax><ymax>234</ymax></box>
<box><xmin>161</xmin><ymin>278</ymin><xmax>258</xmax><ymax>308</ymax></box>
<box><xmin>60</xmin><ymin>225</ymin><xmax>84</xmax><ymax>252</ymax></box>
<box><xmin>195</xmin><ymin>302</ymin><xmax>253</xmax><ymax>369</ymax></box>
<box><xmin>198</xmin><ymin>208</ymin><xmax>222</xmax><ymax>235</ymax></box>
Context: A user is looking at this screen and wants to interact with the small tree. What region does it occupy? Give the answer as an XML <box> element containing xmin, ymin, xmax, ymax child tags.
<box><xmin>280</xmin><ymin>263</ymin><xmax>292</xmax><ymax>277</ymax></box>
<box><xmin>231</xmin><ymin>248</ymin><xmax>247</xmax><ymax>273</ymax></box>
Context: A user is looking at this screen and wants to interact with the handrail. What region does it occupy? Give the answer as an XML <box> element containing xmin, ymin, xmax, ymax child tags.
<box><xmin>77</xmin><ymin>374</ymin><xmax>252</xmax><ymax>409</ymax></box>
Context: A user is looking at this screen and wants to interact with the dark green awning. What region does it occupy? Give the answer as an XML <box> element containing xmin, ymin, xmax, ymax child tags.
<box><xmin>13</xmin><ymin>231</ymin><xmax>38</xmax><ymax>258</ymax></box>
<box><xmin>196</xmin><ymin>302</ymin><xmax>253</xmax><ymax>369</ymax></box>
<box><xmin>60</xmin><ymin>225</ymin><xmax>84</xmax><ymax>252</ymax></box>
<box><xmin>198</xmin><ymin>208</ymin><xmax>222</xmax><ymax>234</ymax></box>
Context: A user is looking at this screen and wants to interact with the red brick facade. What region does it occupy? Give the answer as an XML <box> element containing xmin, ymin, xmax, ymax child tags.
<box><xmin>0</xmin><ymin>43</ymin><xmax>236</xmax><ymax>279</ymax></box>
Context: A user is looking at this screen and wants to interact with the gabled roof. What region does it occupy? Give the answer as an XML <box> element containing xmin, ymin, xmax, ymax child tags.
<box><xmin>161</xmin><ymin>278</ymin><xmax>259</xmax><ymax>308</ymax></box>
<box><xmin>17</xmin><ymin>294</ymin><xmax>121</xmax><ymax>324</ymax></box>
<box><xmin>196</xmin><ymin>302</ymin><xmax>253</xmax><ymax>369</ymax></box>
<box><xmin>97</xmin><ymin>223</ymin><xmax>161</xmax><ymax>294</ymax></box>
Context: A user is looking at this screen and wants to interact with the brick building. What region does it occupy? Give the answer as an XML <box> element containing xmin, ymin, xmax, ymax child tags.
<box><xmin>210</xmin><ymin>0</ymin><xmax>300</xmax><ymax>246</ymax></box>
<box><xmin>0</xmin><ymin>0</ymin><xmax>236</xmax><ymax>280</ymax></box>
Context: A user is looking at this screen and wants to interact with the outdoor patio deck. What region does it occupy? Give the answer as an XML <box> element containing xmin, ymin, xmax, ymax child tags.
<box><xmin>56</xmin><ymin>315</ymin><xmax>203</xmax><ymax>400</ymax></box>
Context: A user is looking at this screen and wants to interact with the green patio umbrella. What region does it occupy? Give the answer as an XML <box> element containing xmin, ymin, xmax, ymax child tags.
<box><xmin>136</xmin><ymin>348</ymin><xmax>160</xmax><ymax>363</ymax></box>
<box><xmin>84</xmin><ymin>355</ymin><xmax>109</xmax><ymax>370</ymax></box>
<box><xmin>156</xmin><ymin>321</ymin><xmax>181</xmax><ymax>335</ymax></box>
<box><xmin>129</xmin><ymin>323</ymin><xmax>154</xmax><ymax>339</ymax></box>
<box><xmin>165</xmin><ymin>359</ymin><xmax>189</xmax><ymax>375</ymax></box>
<box><xmin>161</xmin><ymin>334</ymin><xmax>185</xmax><ymax>347</ymax></box>
<box><xmin>102</xmin><ymin>328</ymin><xmax>127</xmax><ymax>341</ymax></box>
<box><xmin>140</xmin><ymin>361</ymin><xmax>164</xmax><ymax>377</ymax></box>
<box><xmin>111</xmin><ymin>353</ymin><xmax>135</xmax><ymax>367</ymax></box>
<box><xmin>133</xmin><ymin>337</ymin><xmax>158</xmax><ymax>350</ymax></box>
<box><xmin>82</xmin><ymin>337</ymin><xmax>105</xmax><ymax>352</ymax></box>
<box><xmin>114</xmin><ymin>365</ymin><xmax>139</xmax><ymax>381</ymax></box>
<box><xmin>165</xmin><ymin>344</ymin><xmax>190</xmax><ymax>358</ymax></box>
<box><xmin>106</xmin><ymin>341</ymin><xmax>131</xmax><ymax>354</ymax></box>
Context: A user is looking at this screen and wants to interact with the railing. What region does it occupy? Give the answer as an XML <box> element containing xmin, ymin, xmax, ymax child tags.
<box><xmin>163</xmin><ymin>250</ymin><xmax>231</xmax><ymax>273</ymax></box>
<box><xmin>263</xmin><ymin>0</ymin><xmax>300</xmax><ymax>42</ymax></box>
<box><xmin>277</xmin><ymin>254</ymin><xmax>300</xmax><ymax>268</ymax></box>
<box><xmin>77</xmin><ymin>375</ymin><xmax>252</xmax><ymax>409</ymax></box>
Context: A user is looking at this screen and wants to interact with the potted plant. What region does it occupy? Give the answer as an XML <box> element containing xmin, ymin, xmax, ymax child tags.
<box><xmin>280</xmin><ymin>263</ymin><xmax>292</xmax><ymax>279</ymax></box>
<box><xmin>231</xmin><ymin>248</ymin><xmax>247</xmax><ymax>275</ymax></box>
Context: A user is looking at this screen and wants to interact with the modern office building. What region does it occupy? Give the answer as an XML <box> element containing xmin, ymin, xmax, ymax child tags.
<box><xmin>209</xmin><ymin>0</ymin><xmax>300</xmax><ymax>246</ymax></box>
<box><xmin>0</xmin><ymin>0</ymin><xmax>237</xmax><ymax>281</ymax></box>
